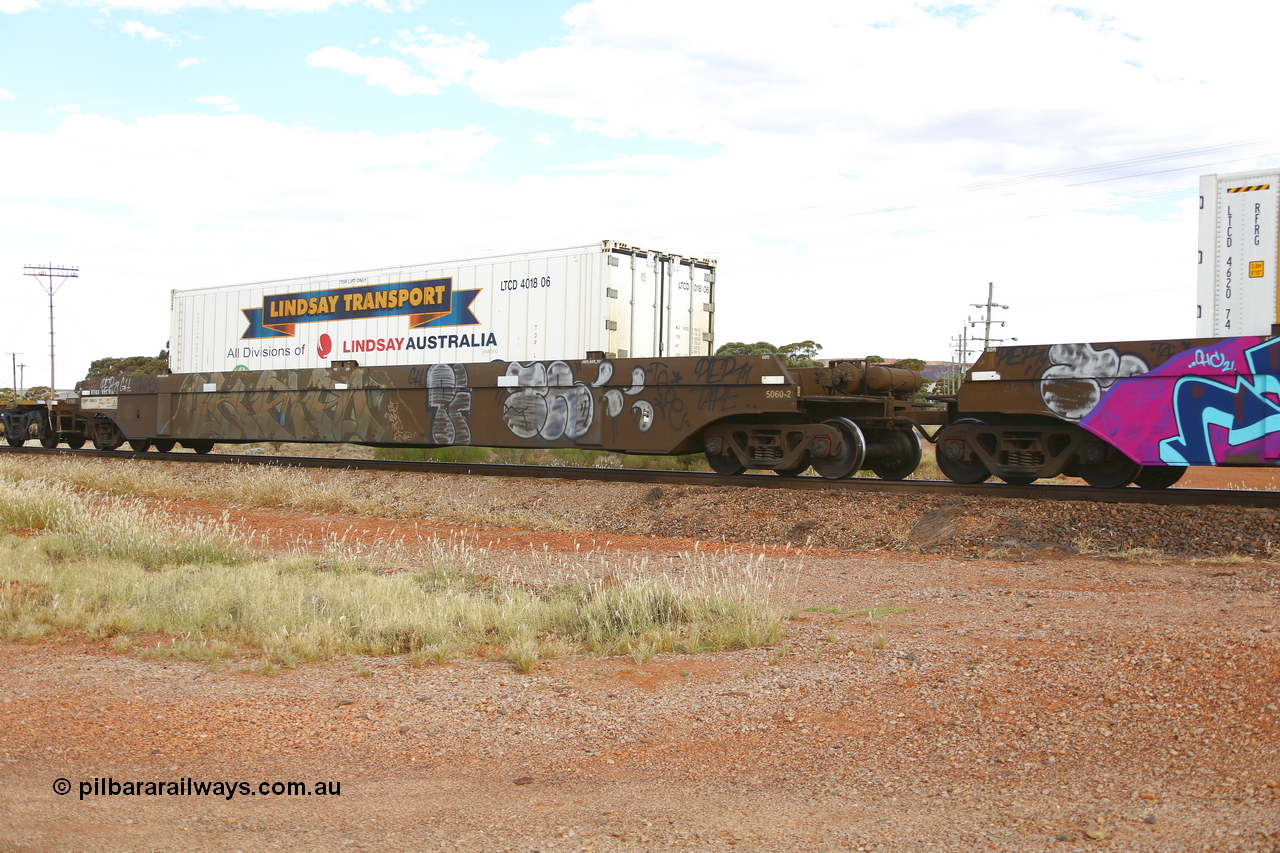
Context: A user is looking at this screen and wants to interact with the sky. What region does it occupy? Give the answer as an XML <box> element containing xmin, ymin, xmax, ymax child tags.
<box><xmin>4</xmin><ymin>0</ymin><xmax>1280</xmax><ymax>389</ymax></box>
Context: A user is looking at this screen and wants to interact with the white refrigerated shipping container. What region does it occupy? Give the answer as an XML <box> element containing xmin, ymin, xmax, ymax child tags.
<box><xmin>1197</xmin><ymin>169</ymin><xmax>1280</xmax><ymax>337</ymax></box>
<box><xmin>169</xmin><ymin>241</ymin><xmax>717</xmax><ymax>374</ymax></box>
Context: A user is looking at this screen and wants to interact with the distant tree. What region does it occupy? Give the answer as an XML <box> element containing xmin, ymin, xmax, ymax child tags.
<box><xmin>715</xmin><ymin>340</ymin><xmax>824</xmax><ymax>368</ymax></box>
<box><xmin>22</xmin><ymin>386</ymin><xmax>51</xmax><ymax>401</ymax></box>
<box><xmin>865</xmin><ymin>355</ymin><xmax>885</xmax><ymax>364</ymax></box>
<box><xmin>776</xmin><ymin>340</ymin><xmax>823</xmax><ymax>367</ymax></box>
<box><xmin>84</xmin><ymin>350</ymin><xmax>169</xmax><ymax>378</ymax></box>
<box><xmin>76</xmin><ymin>350</ymin><xmax>169</xmax><ymax>392</ymax></box>
<box><xmin>893</xmin><ymin>358</ymin><xmax>927</xmax><ymax>371</ymax></box>
<box><xmin>715</xmin><ymin>341</ymin><xmax>786</xmax><ymax>357</ymax></box>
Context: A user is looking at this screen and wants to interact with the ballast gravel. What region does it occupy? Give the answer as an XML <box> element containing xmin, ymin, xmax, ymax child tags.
<box><xmin>0</xmin><ymin>468</ymin><xmax>1278</xmax><ymax>853</ymax></box>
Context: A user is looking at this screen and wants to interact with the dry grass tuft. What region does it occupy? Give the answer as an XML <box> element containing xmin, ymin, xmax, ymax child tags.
<box><xmin>0</xmin><ymin>456</ymin><xmax>574</xmax><ymax>531</ymax></box>
<box><xmin>0</xmin><ymin>476</ymin><xmax>788</xmax><ymax>670</ymax></box>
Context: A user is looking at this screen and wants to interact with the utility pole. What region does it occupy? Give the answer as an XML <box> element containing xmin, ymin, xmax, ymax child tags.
<box><xmin>23</xmin><ymin>264</ymin><xmax>77</xmax><ymax>405</ymax></box>
<box><xmin>4</xmin><ymin>352</ymin><xmax>17</xmax><ymax>404</ymax></box>
<box><xmin>967</xmin><ymin>281</ymin><xmax>1015</xmax><ymax>351</ymax></box>
<box><xmin>948</xmin><ymin>327</ymin><xmax>975</xmax><ymax>394</ymax></box>
<box><xmin>18</xmin><ymin>363</ymin><xmax>26</xmax><ymax>398</ymax></box>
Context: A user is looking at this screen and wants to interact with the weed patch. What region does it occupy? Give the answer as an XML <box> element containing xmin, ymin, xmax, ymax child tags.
<box><xmin>0</xmin><ymin>487</ymin><xmax>786</xmax><ymax>669</ymax></box>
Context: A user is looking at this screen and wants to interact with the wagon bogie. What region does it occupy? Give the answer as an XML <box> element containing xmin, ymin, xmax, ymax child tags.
<box><xmin>940</xmin><ymin>334</ymin><xmax>1280</xmax><ymax>487</ymax></box>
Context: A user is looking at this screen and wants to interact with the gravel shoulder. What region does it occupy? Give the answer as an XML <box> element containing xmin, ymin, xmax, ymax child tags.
<box><xmin>1</xmin><ymin>469</ymin><xmax>1278</xmax><ymax>852</ymax></box>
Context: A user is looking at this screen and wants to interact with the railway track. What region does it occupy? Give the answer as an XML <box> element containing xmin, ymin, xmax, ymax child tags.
<box><xmin>3</xmin><ymin>445</ymin><xmax>1278</xmax><ymax>509</ymax></box>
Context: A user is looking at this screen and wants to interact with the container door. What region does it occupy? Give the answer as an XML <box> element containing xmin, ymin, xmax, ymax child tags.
<box><xmin>1210</xmin><ymin>175</ymin><xmax>1280</xmax><ymax>337</ymax></box>
<box><xmin>623</xmin><ymin>251</ymin><xmax>658</xmax><ymax>359</ymax></box>
<box><xmin>660</xmin><ymin>257</ymin><xmax>691</xmax><ymax>357</ymax></box>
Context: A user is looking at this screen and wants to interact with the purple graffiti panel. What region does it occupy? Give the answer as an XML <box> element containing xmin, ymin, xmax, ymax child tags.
<box><xmin>1076</xmin><ymin>336</ymin><xmax>1280</xmax><ymax>466</ymax></box>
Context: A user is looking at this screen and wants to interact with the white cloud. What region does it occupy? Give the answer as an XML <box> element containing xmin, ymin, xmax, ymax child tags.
<box><xmin>456</xmin><ymin>0</ymin><xmax>1280</xmax><ymax>171</ymax></box>
<box><xmin>0</xmin><ymin>111</ymin><xmax>501</xmax><ymax>381</ymax></box>
<box><xmin>10</xmin><ymin>0</ymin><xmax>1280</xmax><ymax>380</ymax></box>
<box><xmin>0</xmin><ymin>89</ymin><xmax>14</xmax><ymax>102</ymax></box>
<box><xmin>19</xmin><ymin>0</ymin><xmax>377</xmax><ymax>12</ymax></box>
<box><xmin>391</xmin><ymin>28</ymin><xmax>488</xmax><ymax>86</ymax></box>
<box><xmin>405</xmin><ymin>0</ymin><xmax>1277</xmax><ymax>352</ymax></box>
<box><xmin>191</xmin><ymin>95</ymin><xmax>239</xmax><ymax>111</ymax></box>
<box><xmin>0</xmin><ymin>103</ymin><xmax>1201</xmax><ymax>387</ymax></box>
<box><xmin>571</xmin><ymin>153</ymin><xmax>694</xmax><ymax>174</ymax></box>
<box><xmin>121</xmin><ymin>20</ymin><xmax>176</xmax><ymax>44</ymax></box>
<box><xmin>307</xmin><ymin>46</ymin><xmax>439</xmax><ymax>95</ymax></box>
<box><xmin>176</xmin><ymin>57</ymin><xmax>203</xmax><ymax>68</ymax></box>
<box><xmin>307</xmin><ymin>30</ymin><xmax>487</xmax><ymax>96</ymax></box>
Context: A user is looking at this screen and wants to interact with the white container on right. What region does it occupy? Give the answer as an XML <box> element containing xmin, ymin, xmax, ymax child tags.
<box><xmin>1197</xmin><ymin>169</ymin><xmax>1280</xmax><ymax>337</ymax></box>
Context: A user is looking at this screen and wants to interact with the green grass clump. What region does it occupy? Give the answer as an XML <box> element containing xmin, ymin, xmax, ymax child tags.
<box><xmin>0</xmin><ymin>542</ymin><xmax>784</xmax><ymax>668</ymax></box>
<box><xmin>0</xmin><ymin>474</ymin><xmax>786</xmax><ymax>669</ymax></box>
<box><xmin>373</xmin><ymin>446</ymin><xmax>493</xmax><ymax>464</ymax></box>
<box><xmin>0</xmin><ymin>477</ymin><xmax>249</xmax><ymax>568</ymax></box>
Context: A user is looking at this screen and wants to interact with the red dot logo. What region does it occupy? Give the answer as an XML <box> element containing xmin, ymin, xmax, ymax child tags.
<box><xmin>318</xmin><ymin>334</ymin><xmax>332</xmax><ymax>359</ymax></box>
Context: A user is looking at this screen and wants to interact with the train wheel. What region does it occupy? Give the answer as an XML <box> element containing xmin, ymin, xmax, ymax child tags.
<box><xmin>93</xmin><ymin>429</ymin><xmax>125</xmax><ymax>451</ymax></box>
<box><xmin>705</xmin><ymin>450</ymin><xmax>746</xmax><ymax>475</ymax></box>
<box><xmin>127</xmin><ymin>439</ymin><xmax>152</xmax><ymax>453</ymax></box>
<box><xmin>811</xmin><ymin>418</ymin><xmax>866</xmax><ymax>480</ymax></box>
<box><xmin>184</xmin><ymin>439</ymin><xmax>215</xmax><ymax>455</ymax></box>
<box><xmin>64</xmin><ymin>435</ymin><xmax>86</xmax><ymax>449</ymax></box>
<box><xmin>152</xmin><ymin>440</ymin><xmax>176</xmax><ymax>453</ymax></box>
<box><xmin>39</xmin><ymin>434</ymin><xmax>60</xmax><ymax>449</ymax></box>
<box><xmin>867</xmin><ymin>428</ymin><xmax>922</xmax><ymax>481</ymax></box>
<box><xmin>934</xmin><ymin>421</ymin><xmax>991</xmax><ymax>484</ymax></box>
<box><xmin>6</xmin><ymin>436</ymin><xmax>25</xmax><ymax>447</ymax></box>
<box><xmin>1076</xmin><ymin>444</ymin><xmax>1140</xmax><ymax>489</ymax></box>
<box><xmin>1134</xmin><ymin>465</ymin><xmax>1186</xmax><ymax>490</ymax></box>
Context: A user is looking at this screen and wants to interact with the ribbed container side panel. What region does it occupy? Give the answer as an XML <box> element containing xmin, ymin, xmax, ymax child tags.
<box><xmin>168</xmin><ymin>242</ymin><xmax>717</xmax><ymax>373</ymax></box>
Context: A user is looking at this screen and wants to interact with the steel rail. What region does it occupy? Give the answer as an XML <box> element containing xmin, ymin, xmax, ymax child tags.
<box><xmin>2</xmin><ymin>445</ymin><xmax>1278</xmax><ymax>509</ymax></box>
